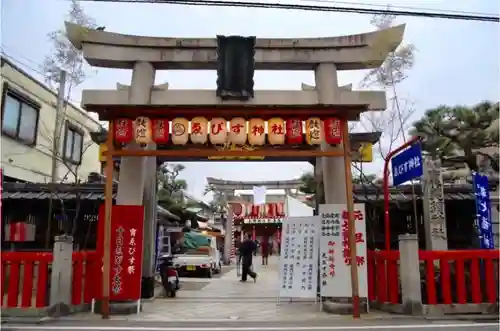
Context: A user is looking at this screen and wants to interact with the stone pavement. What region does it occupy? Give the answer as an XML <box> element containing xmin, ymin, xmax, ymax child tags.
<box><xmin>56</xmin><ymin>256</ymin><xmax>344</xmax><ymax>322</ymax></box>
<box><xmin>176</xmin><ymin>256</ymin><xmax>280</xmax><ymax>299</ymax></box>
<box><xmin>121</xmin><ymin>256</ymin><xmax>334</xmax><ymax>321</ymax></box>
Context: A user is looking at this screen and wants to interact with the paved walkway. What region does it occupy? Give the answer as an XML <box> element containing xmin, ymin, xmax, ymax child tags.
<box><xmin>177</xmin><ymin>256</ymin><xmax>280</xmax><ymax>299</ymax></box>
<box><xmin>62</xmin><ymin>256</ymin><xmax>334</xmax><ymax>322</ymax></box>
<box><xmin>129</xmin><ymin>256</ymin><xmax>329</xmax><ymax>321</ymax></box>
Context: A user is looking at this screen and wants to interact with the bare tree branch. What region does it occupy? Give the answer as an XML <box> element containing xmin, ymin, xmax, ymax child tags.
<box><xmin>42</xmin><ymin>0</ymin><xmax>96</xmax><ymax>88</ymax></box>
<box><xmin>40</xmin><ymin>0</ymin><xmax>100</xmax><ymax>241</ymax></box>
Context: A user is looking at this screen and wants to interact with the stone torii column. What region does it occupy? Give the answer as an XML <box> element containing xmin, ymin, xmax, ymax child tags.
<box><xmin>115</xmin><ymin>61</ymin><xmax>158</xmax><ymax>299</ymax></box>
<box><xmin>314</xmin><ymin>64</ymin><xmax>347</xmax><ymax>205</ymax></box>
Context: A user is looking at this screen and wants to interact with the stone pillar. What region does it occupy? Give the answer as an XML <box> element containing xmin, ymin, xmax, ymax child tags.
<box><xmin>398</xmin><ymin>234</ymin><xmax>423</xmax><ymax>315</ymax></box>
<box><xmin>223</xmin><ymin>210</ymin><xmax>234</xmax><ymax>265</ymax></box>
<box><xmin>115</xmin><ymin>61</ymin><xmax>156</xmax><ymax>301</ymax></box>
<box><xmin>422</xmin><ymin>158</ymin><xmax>448</xmax><ymax>250</ymax></box>
<box><xmin>314</xmin><ymin>64</ymin><xmax>346</xmax><ymax>204</ymax></box>
<box><xmin>49</xmin><ymin>235</ymin><xmax>73</xmax><ymax>316</ymax></box>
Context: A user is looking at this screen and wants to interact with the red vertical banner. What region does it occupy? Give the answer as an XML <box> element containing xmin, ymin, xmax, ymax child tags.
<box><xmin>97</xmin><ymin>205</ymin><xmax>144</xmax><ymax>301</ymax></box>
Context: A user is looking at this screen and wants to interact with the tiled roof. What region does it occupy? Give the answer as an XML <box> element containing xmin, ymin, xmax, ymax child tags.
<box><xmin>2</xmin><ymin>182</ymin><xmax>180</xmax><ymax>220</ymax></box>
<box><xmin>1</xmin><ymin>182</ymin><xmax>477</xmax><ymax>203</ymax></box>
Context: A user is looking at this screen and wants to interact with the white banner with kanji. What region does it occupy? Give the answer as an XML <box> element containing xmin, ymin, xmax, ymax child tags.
<box><xmin>318</xmin><ymin>204</ymin><xmax>367</xmax><ymax>298</ymax></box>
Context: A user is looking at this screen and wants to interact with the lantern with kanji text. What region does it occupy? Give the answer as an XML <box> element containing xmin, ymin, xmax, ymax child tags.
<box><xmin>324</xmin><ymin>117</ymin><xmax>343</xmax><ymax>145</ymax></box>
<box><xmin>305</xmin><ymin>117</ymin><xmax>322</xmax><ymax>145</ymax></box>
<box><xmin>171</xmin><ymin>118</ymin><xmax>189</xmax><ymax>145</ymax></box>
<box><xmin>228</xmin><ymin>117</ymin><xmax>247</xmax><ymax>145</ymax></box>
<box><xmin>151</xmin><ymin>119</ymin><xmax>169</xmax><ymax>144</ymax></box>
<box><xmin>250</xmin><ymin>204</ymin><xmax>260</xmax><ymax>218</ymax></box>
<box><xmin>267</xmin><ymin>117</ymin><xmax>285</xmax><ymax>145</ymax></box>
<box><xmin>276</xmin><ymin>202</ymin><xmax>285</xmax><ymax>216</ymax></box>
<box><xmin>134</xmin><ymin>117</ymin><xmax>152</xmax><ymax>144</ymax></box>
<box><xmin>190</xmin><ymin>117</ymin><xmax>208</xmax><ymax>144</ymax></box>
<box><xmin>113</xmin><ymin>119</ymin><xmax>133</xmax><ymax>144</ymax></box>
<box><xmin>285</xmin><ymin>119</ymin><xmax>303</xmax><ymax>144</ymax></box>
<box><xmin>266</xmin><ymin>203</ymin><xmax>277</xmax><ymax>218</ymax></box>
<box><xmin>248</xmin><ymin>118</ymin><xmax>265</xmax><ymax>145</ymax></box>
<box><xmin>244</xmin><ymin>203</ymin><xmax>252</xmax><ymax>218</ymax></box>
<box><xmin>209</xmin><ymin>117</ymin><xmax>227</xmax><ymax>145</ymax></box>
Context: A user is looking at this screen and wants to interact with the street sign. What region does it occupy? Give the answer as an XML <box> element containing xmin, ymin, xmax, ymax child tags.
<box><xmin>472</xmin><ymin>172</ymin><xmax>494</xmax><ymax>249</ymax></box>
<box><xmin>391</xmin><ymin>143</ymin><xmax>423</xmax><ymax>186</ymax></box>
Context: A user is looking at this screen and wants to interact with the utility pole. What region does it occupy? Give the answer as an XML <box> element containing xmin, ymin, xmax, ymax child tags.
<box><xmin>51</xmin><ymin>70</ymin><xmax>67</xmax><ymax>183</ymax></box>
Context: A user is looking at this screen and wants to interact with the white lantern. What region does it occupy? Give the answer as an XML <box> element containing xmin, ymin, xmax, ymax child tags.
<box><xmin>190</xmin><ymin>117</ymin><xmax>208</xmax><ymax>144</ymax></box>
<box><xmin>171</xmin><ymin>118</ymin><xmax>189</xmax><ymax>145</ymax></box>
<box><xmin>209</xmin><ymin>117</ymin><xmax>227</xmax><ymax>145</ymax></box>
<box><xmin>228</xmin><ymin>117</ymin><xmax>247</xmax><ymax>145</ymax></box>
<box><xmin>305</xmin><ymin>117</ymin><xmax>322</xmax><ymax>145</ymax></box>
<box><xmin>267</xmin><ymin>117</ymin><xmax>285</xmax><ymax>145</ymax></box>
<box><xmin>134</xmin><ymin>117</ymin><xmax>152</xmax><ymax>144</ymax></box>
<box><xmin>248</xmin><ymin>118</ymin><xmax>265</xmax><ymax>146</ymax></box>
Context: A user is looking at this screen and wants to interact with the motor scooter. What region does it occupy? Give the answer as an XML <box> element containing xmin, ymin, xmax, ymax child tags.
<box><xmin>159</xmin><ymin>254</ymin><xmax>180</xmax><ymax>297</ymax></box>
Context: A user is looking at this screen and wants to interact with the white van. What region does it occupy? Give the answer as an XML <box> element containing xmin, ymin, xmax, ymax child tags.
<box><xmin>174</xmin><ymin>235</ymin><xmax>222</xmax><ymax>278</ymax></box>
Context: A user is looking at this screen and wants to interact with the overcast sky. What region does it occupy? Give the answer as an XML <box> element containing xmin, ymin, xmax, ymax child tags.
<box><xmin>2</xmin><ymin>0</ymin><xmax>499</xmax><ymax>201</ymax></box>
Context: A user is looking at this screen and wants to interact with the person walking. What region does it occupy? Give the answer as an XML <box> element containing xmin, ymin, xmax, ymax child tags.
<box><xmin>261</xmin><ymin>236</ymin><xmax>269</xmax><ymax>266</ymax></box>
<box><xmin>238</xmin><ymin>234</ymin><xmax>258</xmax><ymax>282</ymax></box>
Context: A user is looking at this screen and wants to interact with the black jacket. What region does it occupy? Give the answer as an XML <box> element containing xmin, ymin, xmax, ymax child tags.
<box><xmin>238</xmin><ymin>239</ymin><xmax>257</xmax><ymax>264</ymax></box>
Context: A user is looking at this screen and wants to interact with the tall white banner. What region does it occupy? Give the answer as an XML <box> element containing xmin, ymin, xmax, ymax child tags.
<box><xmin>319</xmin><ymin>204</ymin><xmax>368</xmax><ymax>298</ymax></box>
<box><xmin>279</xmin><ymin>216</ymin><xmax>320</xmax><ymax>299</ymax></box>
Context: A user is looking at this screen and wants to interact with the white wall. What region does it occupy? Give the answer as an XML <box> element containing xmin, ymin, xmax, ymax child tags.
<box><xmin>1</xmin><ymin>59</ymin><xmax>102</xmax><ymax>183</ymax></box>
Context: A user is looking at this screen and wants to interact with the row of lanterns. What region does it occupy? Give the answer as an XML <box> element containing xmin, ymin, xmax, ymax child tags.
<box><xmin>231</xmin><ymin>202</ymin><xmax>286</xmax><ymax>219</ymax></box>
<box><xmin>113</xmin><ymin>117</ymin><xmax>344</xmax><ymax>146</ymax></box>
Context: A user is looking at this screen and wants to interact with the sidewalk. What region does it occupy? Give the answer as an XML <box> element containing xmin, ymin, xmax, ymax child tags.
<box><xmin>122</xmin><ymin>255</ymin><xmax>329</xmax><ymax>321</ymax></box>
<box><xmin>178</xmin><ymin>256</ymin><xmax>280</xmax><ymax>299</ymax></box>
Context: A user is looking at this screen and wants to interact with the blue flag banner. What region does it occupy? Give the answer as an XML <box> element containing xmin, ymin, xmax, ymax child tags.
<box><xmin>472</xmin><ymin>172</ymin><xmax>494</xmax><ymax>249</ymax></box>
<box><xmin>154</xmin><ymin>224</ymin><xmax>162</xmax><ymax>273</ymax></box>
<box><xmin>391</xmin><ymin>143</ymin><xmax>424</xmax><ymax>186</ymax></box>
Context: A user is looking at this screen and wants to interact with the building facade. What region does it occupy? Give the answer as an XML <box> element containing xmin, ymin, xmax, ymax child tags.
<box><xmin>1</xmin><ymin>57</ymin><xmax>103</xmax><ymax>183</ymax></box>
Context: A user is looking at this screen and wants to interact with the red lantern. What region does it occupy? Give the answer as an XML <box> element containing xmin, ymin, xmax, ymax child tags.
<box><xmin>231</xmin><ymin>203</ymin><xmax>243</xmax><ymax>218</ymax></box>
<box><xmin>286</xmin><ymin>119</ymin><xmax>303</xmax><ymax>144</ymax></box>
<box><xmin>250</xmin><ymin>205</ymin><xmax>260</xmax><ymax>218</ymax></box>
<box><xmin>113</xmin><ymin>119</ymin><xmax>133</xmax><ymax>144</ymax></box>
<box><xmin>152</xmin><ymin>119</ymin><xmax>169</xmax><ymax>144</ymax></box>
<box><xmin>267</xmin><ymin>203</ymin><xmax>277</xmax><ymax>218</ymax></box>
<box><xmin>276</xmin><ymin>202</ymin><xmax>285</xmax><ymax>216</ymax></box>
<box><xmin>324</xmin><ymin>118</ymin><xmax>343</xmax><ymax>145</ymax></box>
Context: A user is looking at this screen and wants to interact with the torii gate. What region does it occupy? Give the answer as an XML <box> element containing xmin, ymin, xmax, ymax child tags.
<box><xmin>65</xmin><ymin>22</ymin><xmax>404</xmax><ymax>318</ymax></box>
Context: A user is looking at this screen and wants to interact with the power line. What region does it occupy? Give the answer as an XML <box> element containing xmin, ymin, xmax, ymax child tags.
<box><xmin>300</xmin><ymin>0</ymin><xmax>497</xmax><ymax>17</ymax></box>
<box><xmin>74</xmin><ymin>0</ymin><xmax>500</xmax><ymax>22</ymax></box>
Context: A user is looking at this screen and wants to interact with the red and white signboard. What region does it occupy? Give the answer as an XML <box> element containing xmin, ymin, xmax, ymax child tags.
<box><xmin>98</xmin><ymin>205</ymin><xmax>144</xmax><ymax>301</ymax></box>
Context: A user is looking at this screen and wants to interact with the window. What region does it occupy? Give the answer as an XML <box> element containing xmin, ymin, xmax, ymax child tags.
<box><xmin>63</xmin><ymin>123</ymin><xmax>84</xmax><ymax>164</ymax></box>
<box><xmin>1</xmin><ymin>85</ymin><xmax>40</xmax><ymax>145</ymax></box>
